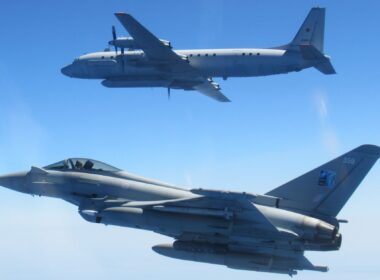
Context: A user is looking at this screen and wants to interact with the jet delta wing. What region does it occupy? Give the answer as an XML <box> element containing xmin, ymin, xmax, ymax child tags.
<box><xmin>1</xmin><ymin>145</ymin><xmax>379</xmax><ymax>275</ymax></box>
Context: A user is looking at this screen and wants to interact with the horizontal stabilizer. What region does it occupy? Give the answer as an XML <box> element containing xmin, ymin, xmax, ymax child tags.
<box><xmin>314</xmin><ymin>60</ymin><xmax>336</xmax><ymax>74</ymax></box>
<box><xmin>299</xmin><ymin>45</ymin><xmax>336</xmax><ymax>74</ymax></box>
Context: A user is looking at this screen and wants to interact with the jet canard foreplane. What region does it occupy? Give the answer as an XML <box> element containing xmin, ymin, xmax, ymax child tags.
<box><xmin>1</xmin><ymin>145</ymin><xmax>379</xmax><ymax>275</ymax></box>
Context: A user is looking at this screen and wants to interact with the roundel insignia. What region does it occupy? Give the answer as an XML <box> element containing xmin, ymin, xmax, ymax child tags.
<box><xmin>318</xmin><ymin>170</ymin><xmax>336</xmax><ymax>188</ymax></box>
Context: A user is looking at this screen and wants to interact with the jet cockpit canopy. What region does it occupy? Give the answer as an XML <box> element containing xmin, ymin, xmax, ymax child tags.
<box><xmin>44</xmin><ymin>158</ymin><xmax>121</xmax><ymax>173</ymax></box>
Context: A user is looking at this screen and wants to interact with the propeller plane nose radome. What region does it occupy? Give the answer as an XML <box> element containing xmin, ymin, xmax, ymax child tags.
<box><xmin>61</xmin><ymin>64</ymin><xmax>74</xmax><ymax>77</ymax></box>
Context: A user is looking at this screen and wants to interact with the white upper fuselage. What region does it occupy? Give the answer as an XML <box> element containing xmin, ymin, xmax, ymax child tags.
<box><xmin>62</xmin><ymin>48</ymin><xmax>311</xmax><ymax>81</ymax></box>
<box><xmin>61</xmin><ymin>8</ymin><xmax>334</xmax><ymax>101</ymax></box>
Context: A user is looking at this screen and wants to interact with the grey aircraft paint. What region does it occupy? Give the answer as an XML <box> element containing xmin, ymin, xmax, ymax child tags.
<box><xmin>1</xmin><ymin>145</ymin><xmax>379</xmax><ymax>276</ymax></box>
<box><xmin>61</xmin><ymin>7</ymin><xmax>336</xmax><ymax>102</ymax></box>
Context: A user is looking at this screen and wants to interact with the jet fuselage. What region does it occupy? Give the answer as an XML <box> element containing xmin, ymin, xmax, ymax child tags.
<box><xmin>2</xmin><ymin>144</ymin><xmax>379</xmax><ymax>275</ymax></box>
<box><xmin>0</xmin><ymin>161</ymin><xmax>340</xmax><ymax>254</ymax></box>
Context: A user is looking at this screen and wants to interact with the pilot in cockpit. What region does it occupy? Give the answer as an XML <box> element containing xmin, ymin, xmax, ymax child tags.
<box><xmin>83</xmin><ymin>160</ymin><xmax>94</xmax><ymax>170</ymax></box>
<box><xmin>75</xmin><ymin>160</ymin><xmax>83</xmax><ymax>169</ymax></box>
<box><xmin>44</xmin><ymin>158</ymin><xmax>121</xmax><ymax>173</ymax></box>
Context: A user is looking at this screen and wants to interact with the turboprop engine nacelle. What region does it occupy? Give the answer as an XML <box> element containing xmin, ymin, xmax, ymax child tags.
<box><xmin>109</xmin><ymin>37</ymin><xmax>171</xmax><ymax>50</ymax></box>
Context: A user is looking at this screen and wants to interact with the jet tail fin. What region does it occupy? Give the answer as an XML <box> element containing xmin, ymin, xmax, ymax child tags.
<box><xmin>266</xmin><ymin>145</ymin><xmax>380</xmax><ymax>218</ymax></box>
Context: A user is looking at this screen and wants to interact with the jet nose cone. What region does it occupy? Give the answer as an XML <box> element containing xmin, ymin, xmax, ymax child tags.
<box><xmin>61</xmin><ymin>64</ymin><xmax>73</xmax><ymax>77</ymax></box>
<box><xmin>0</xmin><ymin>171</ymin><xmax>29</xmax><ymax>193</ymax></box>
<box><xmin>0</xmin><ymin>175</ymin><xmax>10</xmax><ymax>188</ymax></box>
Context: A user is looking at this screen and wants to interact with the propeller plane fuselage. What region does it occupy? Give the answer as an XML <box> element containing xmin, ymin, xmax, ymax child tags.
<box><xmin>61</xmin><ymin>8</ymin><xmax>335</xmax><ymax>102</ymax></box>
<box><xmin>62</xmin><ymin>48</ymin><xmax>305</xmax><ymax>81</ymax></box>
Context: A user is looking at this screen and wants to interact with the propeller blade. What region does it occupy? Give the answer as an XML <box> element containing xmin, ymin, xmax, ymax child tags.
<box><xmin>112</xmin><ymin>25</ymin><xmax>117</xmax><ymax>40</ymax></box>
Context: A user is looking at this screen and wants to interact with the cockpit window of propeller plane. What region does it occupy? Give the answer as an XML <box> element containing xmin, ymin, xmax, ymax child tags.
<box><xmin>44</xmin><ymin>158</ymin><xmax>121</xmax><ymax>172</ymax></box>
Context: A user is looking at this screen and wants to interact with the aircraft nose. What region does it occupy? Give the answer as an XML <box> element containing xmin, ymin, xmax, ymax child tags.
<box><xmin>61</xmin><ymin>64</ymin><xmax>74</xmax><ymax>77</ymax></box>
<box><xmin>0</xmin><ymin>171</ymin><xmax>29</xmax><ymax>193</ymax></box>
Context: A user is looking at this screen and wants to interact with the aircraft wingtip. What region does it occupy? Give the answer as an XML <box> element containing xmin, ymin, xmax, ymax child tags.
<box><xmin>355</xmin><ymin>144</ymin><xmax>380</xmax><ymax>157</ymax></box>
<box><xmin>114</xmin><ymin>12</ymin><xmax>128</xmax><ymax>16</ymax></box>
<box><xmin>221</xmin><ymin>97</ymin><xmax>231</xmax><ymax>102</ymax></box>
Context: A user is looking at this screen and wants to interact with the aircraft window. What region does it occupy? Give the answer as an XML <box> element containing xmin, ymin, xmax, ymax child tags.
<box><xmin>197</xmin><ymin>54</ymin><xmax>200</xmax><ymax>57</ymax></box>
<box><xmin>44</xmin><ymin>160</ymin><xmax>70</xmax><ymax>170</ymax></box>
<box><xmin>257</xmin><ymin>52</ymin><xmax>260</xmax><ymax>56</ymax></box>
<box><xmin>213</xmin><ymin>53</ymin><xmax>216</xmax><ymax>56</ymax></box>
<box><xmin>189</xmin><ymin>54</ymin><xmax>193</xmax><ymax>57</ymax></box>
<box><xmin>44</xmin><ymin>158</ymin><xmax>121</xmax><ymax>172</ymax></box>
<box><xmin>83</xmin><ymin>160</ymin><xmax>94</xmax><ymax>170</ymax></box>
<box><xmin>101</xmin><ymin>56</ymin><xmax>105</xmax><ymax>59</ymax></box>
<box><xmin>205</xmin><ymin>54</ymin><xmax>208</xmax><ymax>56</ymax></box>
<box><xmin>74</xmin><ymin>160</ymin><xmax>83</xmax><ymax>169</ymax></box>
<box><xmin>110</xmin><ymin>56</ymin><xmax>114</xmax><ymax>59</ymax></box>
<box><xmin>69</xmin><ymin>158</ymin><xmax>121</xmax><ymax>172</ymax></box>
<box><xmin>242</xmin><ymin>53</ymin><xmax>246</xmax><ymax>55</ymax></box>
<box><xmin>249</xmin><ymin>53</ymin><xmax>252</xmax><ymax>56</ymax></box>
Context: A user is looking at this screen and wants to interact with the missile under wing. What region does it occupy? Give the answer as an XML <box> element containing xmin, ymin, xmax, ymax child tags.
<box><xmin>0</xmin><ymin>145</ymin><xmax>379</xmax><ymax>275</ymax></box>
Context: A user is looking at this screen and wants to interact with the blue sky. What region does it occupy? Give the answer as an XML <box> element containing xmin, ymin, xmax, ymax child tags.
<box><xmin>0</xmin><ymin>0</ymin><xmax>379</xmax><ymax>279</ymax></box>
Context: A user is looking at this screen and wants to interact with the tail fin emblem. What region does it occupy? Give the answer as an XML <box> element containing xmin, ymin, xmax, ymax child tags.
<box><xmin>318</xmin><ymin>170</ymin><xmax>336</xmax><ymax>188</ymax></box>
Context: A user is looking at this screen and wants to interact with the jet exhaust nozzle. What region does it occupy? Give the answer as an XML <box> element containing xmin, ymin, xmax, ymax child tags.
<box><xmin>302</xmin><ymin>217</ymin><xmax>338</xmax><ymax>241</ymax></box>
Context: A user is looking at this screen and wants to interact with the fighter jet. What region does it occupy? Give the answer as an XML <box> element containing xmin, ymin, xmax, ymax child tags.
<box><xmin>2</xmin><ymin>145</ymin><xmax>377</xmax><ymax>275</ymax></box>
<box><xmin>61</xmin><ymin>7</ymin><xmax>335</xmax><ymax>102</ymax></box>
